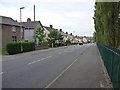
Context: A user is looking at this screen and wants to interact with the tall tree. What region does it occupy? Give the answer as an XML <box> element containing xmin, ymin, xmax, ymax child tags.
<box><xmin>33</xmin><ymin>26</ymin><xmax>45</xmax><ymax>45</ymax></box>
<box><xmin>94</xmin><ymin>2</ymin><xmax>120</xmax><ymax>48</ymax></box>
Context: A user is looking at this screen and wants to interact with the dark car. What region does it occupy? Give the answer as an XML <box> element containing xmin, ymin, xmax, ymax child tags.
<box><xmin>79</xmin><ymin>42</ymin><xmax>83</xmax><ymax>45</ymax></box>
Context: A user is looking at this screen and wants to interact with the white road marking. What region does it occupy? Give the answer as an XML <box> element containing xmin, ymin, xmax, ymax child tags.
<box><xmin>28</xmin><ymin>56</ymin><xmax>52</xmax><ymax>65</ymax></box>
<box><xmin>0</xmin><ymin>72</ymin><xmax>4</xmax><ymax>75</ymax></box>
<box><xmin>45</xmin><ymin>57</ymin><xmax>79</xmax><ymax>88</ymax></box>
<box><xmin>58</xmin><ymin>52</ymin><xmax>62</xmax><ymax>54</ymax></box>
<box><xmin>58</xmin><ymin>51</ymin><xmax>72</xmax><ymax>55</ymax></box>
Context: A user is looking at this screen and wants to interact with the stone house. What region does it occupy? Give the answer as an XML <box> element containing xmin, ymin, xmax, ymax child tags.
<box><xmin>0</xmin><ymin>16</ymin><xmax>24</xmax><ymax>50</ymax></box>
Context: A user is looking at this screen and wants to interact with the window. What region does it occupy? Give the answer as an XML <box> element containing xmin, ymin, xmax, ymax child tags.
<box><xmin>12</xmin><ymin>26</ymin><xmax>16</xmax><ymax>32</ymax></box>
<box><xmin>12</xmin><ymin>36</ymin><xmax>17</xmax><ymax>42</ymax></box>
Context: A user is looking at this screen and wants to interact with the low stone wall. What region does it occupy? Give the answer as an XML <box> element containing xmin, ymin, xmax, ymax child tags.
<box><xmin>35</xmin><ymin>45</ymin><xmax>49</xmax><ymax>50</ymax></box>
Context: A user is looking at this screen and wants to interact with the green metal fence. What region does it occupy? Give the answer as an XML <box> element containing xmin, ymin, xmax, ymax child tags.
<box><xmin>97</xmin><ymin>43</ymin><xmax>120</xmax><ymax>88</ymax></box>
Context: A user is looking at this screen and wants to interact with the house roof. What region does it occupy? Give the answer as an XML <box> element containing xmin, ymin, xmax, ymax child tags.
<box><xmin>43</xmin><ymin>26</ymin><xmax>55</xmax><ymax>31</ymax></box>
<box><xmin>59</xmin><ymin>31</ymin><xmax>67</xmax><ymax>36</ymax></box>
<box><xmin>67</xmin><ymin>34</ymin><xmax>74</xmax><ymax>38</ymax></box>
<box><xmin>0</xmin><ymin>16</ymin><xmax>21</xmax><ymax>26</ymax></box>
<box><xmin>21</xmin><ymin>18</ymin><xmax>43</xmax><ymax>29</ymax></box>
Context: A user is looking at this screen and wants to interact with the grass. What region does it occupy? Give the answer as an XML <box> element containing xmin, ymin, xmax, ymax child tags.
<box><xmin>0</xmin><ymin>50</ymin><xmax>9</xmax><ymax>55</ymax></box>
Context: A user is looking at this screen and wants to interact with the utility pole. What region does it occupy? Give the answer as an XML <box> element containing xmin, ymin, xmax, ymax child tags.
<box><xmin>34</xmin><ymin>5</ymin><xmax>35</xmax><ymax>21</ymax></box>
<box><xmin>34</xmin><ymin>5</ymin><xmax>36</xmax><ymax>45</ymax></box>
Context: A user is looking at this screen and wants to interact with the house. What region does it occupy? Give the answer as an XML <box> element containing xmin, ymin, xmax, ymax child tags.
<box><xmin>0</xmin><ymin>16</ymin><xmax>24</xmax><ymax>50</ymax></box>
<box><xmin>43</xmin><ymin>25</ymin><xmax>55</xmax><ymax>31</ymax></box>
<box><xmin>82</xmin><ymin>36</ymin><xmax>88</xmax><ymax>43</ymax></box>
<box><xmin>43</xmin><ymin>27</ymin><xmax>50</xmax><ymax>40</ymax></box>
<box><xmin>72</xmin><ymin>35</ymin><xmax>80</xmax><ymax>44</ymax></box>
<box><xmin>67</xmin><ymin>33</ymin><xmax>74</xmax><ymax>43</ymax></box>
<box><xmin>21</xmin><ymin>18</ymin><xmax>43</xmax><ymax>43</ymax></box>
<box><xmin>43</xmin><ymin>25</ymin><xmax>59</xmax><ymax>41</ymax></box>
<box><xmin>58</xmin><ymin>29</ymin><xmax>69</xmax><ymax>42</ymax></box>
<box><xmin>43</xmin><ymin>25</ymin><xmax>55</xmax><ymax>39</ymax></box>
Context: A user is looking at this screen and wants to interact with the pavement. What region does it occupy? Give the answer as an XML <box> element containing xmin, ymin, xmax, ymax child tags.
<box><xmin>47</xmin><ymin>44</ymin><xmax>105</xmax><ymax>88</ymax></box>
<box><xmin>2</xmin><ymin>44</ymin><xmax>107</xmax><ymax>88</ymax></box>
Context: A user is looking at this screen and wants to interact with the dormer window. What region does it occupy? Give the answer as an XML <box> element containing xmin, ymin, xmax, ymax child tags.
<box><xmin>12</xmin><ymin>26</ymin><xmax>16</xmax><ymax>32</ymax></box>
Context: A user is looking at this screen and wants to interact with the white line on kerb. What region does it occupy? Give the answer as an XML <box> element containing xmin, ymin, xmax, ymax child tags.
<box><xmin>28</xmin><ymin>56</ymin><xmax>52</xmax><ymax>65</ymax></box>
<box><xmin>45</xmin><ymin>57</ymin><xmax>79</xmax><ymax>88</ymax></box>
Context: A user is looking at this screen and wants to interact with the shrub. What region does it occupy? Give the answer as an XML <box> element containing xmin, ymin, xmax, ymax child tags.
<box><xmin>22</xmin><ymin>42</ymin><xmax>35</xmax><ymax>52</ymax></box>
<box><xmin>6</xmin><ymin>42</ymin><xmax>21</xmax><ymax>55</ymax></box>
<box><xmin>56</xmin><ymin>42</ymin><xmax>64</xmax><ymax>47</ymax></box>
<box><xmin>6</xmin><ymin>42</ymin><xmax>35</xmax><ymax>55</ymax></box>
<box><xmin>64</xmin><ymin>42</ymin><xmax>68</xmax><ymax>46</ymax></box>
<box><xmin>41</xmin><ymin>40</ymin><xmax>49</xmax><ymax>46</ymax></box>
<box><xmin>64</xmin><ymin>40</ymin><xmax>71</xmax><ymax>46</ymax></box>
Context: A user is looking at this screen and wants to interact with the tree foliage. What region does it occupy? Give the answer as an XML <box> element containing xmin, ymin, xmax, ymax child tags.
<box><xmin>48</xmin><ymin>30</ymin><xmax>63</xmax><ymax>46</ymax></box>
<box><xmin>93</xmin><ymin>2</ymin><xmax>120</xmax><ymax>48</ymax></box>
<box><xmin>33</xmin><ymin>26</ymin><xmax>46</xmax><ymax>45</ymax></box>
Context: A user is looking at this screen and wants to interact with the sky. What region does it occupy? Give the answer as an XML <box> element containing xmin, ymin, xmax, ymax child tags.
<box><xmin>0</xmin><ymin>0</ymin><xmax>96</xmax><ymax>37</ymax></box>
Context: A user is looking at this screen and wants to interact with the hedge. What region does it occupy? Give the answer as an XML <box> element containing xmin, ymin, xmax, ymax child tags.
<box><xmin>6</xmin><ymin>42</ymin><xmax>21</xmax><ymax>55</ymax></box>
<box><xmin>6</xmin><ymin>42</ymin><xmax>35</xmax><ymax>55</ymax></box>
<box><xmin>22</xmin><ymin>42</ymin><xmax>35</xmax><ymax>52</ymax></box>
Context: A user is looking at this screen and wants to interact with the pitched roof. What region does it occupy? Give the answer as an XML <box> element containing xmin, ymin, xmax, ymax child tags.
<box><xmin>22</xmin><ymin>21</ymin><xmax>43</xmax><ymax>29</ymax></box>
<box><xmin>0</xmin><ymin>16</ymin><xmax>21</xmax><ymax>26</ymax></box>
<box><xmin>59</xmin><ymin>31</ymin><xmax>67</xmax><ymax>36</ymax></box>
<box><xmin>21</xmin><ymin>18</ymin><xmax>43</xmax><ymax>29</ymax></box>
<box><xmin>43</xmin><ymin>26</ymin><xmax>55</xmax><ymax>31</ymax></box>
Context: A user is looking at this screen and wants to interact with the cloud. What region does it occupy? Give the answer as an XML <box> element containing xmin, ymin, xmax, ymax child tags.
<box><xmin>0</xmin><ymin>0</ymin><xmax>95</xmax><ymax>3</ymax></box>
<box><xmin>1</xmin><ymin>0</ymin><xmax>119</xmax><ymax>3</ymax></box>
<box><xmin>0</xmin><ymin>0</ymin><xmax>95</xmax><ymax>36</ymax></box>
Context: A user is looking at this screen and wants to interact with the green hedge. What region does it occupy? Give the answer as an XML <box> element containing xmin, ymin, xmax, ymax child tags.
<box><xmin>6</xmin><ymin>42</ymin><xmax>35</xmax><ymax>55</ymax></box>
<box><xmin>22</xmin><ymin>42</ymin><xmax>35</xmax><ymax>52</ymax></box>
<box><xmin>6</xmin><ymin>42</ymin><xmax>21</xmax><ymax>55</ymax></box>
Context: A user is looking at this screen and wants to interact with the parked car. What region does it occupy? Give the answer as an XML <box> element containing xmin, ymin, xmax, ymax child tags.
<box><xmin>79</xmin><ymin>42</ymin><xmax>83</xmax><ymax>45</ymax></box>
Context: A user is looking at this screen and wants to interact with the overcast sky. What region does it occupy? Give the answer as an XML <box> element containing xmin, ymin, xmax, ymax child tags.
<box><xmin>0</xmin><ymin>0</ymin><xmax>96</xmax><ymax>36</ymax></box>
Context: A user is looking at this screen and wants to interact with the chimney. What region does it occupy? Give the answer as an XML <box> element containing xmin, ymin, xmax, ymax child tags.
<box><xmin>50</xmin><ymin>25</ymin><xmax>53</xmax><ymax>29</ymax></box>
<box><xmin>27</xmin><ymin>18</ymin><xmax>31</xmax><ymax>22</ymax></box>
<box><xmin>66</xmin><ymin>32</ymin><xmax>68</xmax><ymax>34</ymax></box>
<box><xmin>60</xmin><ymin>29</ymin><xmax>62</xmax><ymax>32</ymax></box>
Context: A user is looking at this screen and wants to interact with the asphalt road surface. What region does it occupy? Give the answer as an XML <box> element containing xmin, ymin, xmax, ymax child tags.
<box><xmin>2</xmin><ymin>44</ymin><xmax>101</xmax><ymax>88</ymax></box>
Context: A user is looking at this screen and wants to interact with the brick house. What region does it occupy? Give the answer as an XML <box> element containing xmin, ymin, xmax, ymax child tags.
<box><xmin>0</xmin><ymin>16</ymin><xmax>24</xmax><ymax>50</ymax></box>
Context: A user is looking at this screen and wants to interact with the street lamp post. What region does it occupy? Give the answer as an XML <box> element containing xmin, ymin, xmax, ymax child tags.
<box><xmin>20</xmin><ymin>7</ymin><xmax>25</xmax><ymax>52</ymax></box>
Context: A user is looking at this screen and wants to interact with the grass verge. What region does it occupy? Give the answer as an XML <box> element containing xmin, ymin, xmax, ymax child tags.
<box><xmin>0</xmin><ymin>50</ymin><xmax>9</xmax><ymax>55</ymax></box>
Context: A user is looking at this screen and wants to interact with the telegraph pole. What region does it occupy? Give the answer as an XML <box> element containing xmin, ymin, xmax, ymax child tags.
<box><xmin>34</xmin><ymin>5</ymin><xmax>36</xmax><ymax>45</ymax></box>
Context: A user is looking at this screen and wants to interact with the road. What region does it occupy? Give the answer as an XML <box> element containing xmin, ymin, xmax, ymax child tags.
<box><xmin>2</xmin><ymin>44</ymin><xmax>100</xmax><ymax>88</ymax></box>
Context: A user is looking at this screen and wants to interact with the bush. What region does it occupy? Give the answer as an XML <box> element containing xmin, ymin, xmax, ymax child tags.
<box><xmin>41</xmin><ymin>40</ymin><xmax>49</xmax><ymax>46</ymax></box>
<box><xmin>6</xmin><ymin>42</ymin><xmax>21</xmax><ymax>55</ymax></box>
<box><xmin>6</xmin><ymin>42</ymin><xmax>35</xmax><ymax>55</ymax></box>
<box><xmin>64</xmin><ymin>42</ymin><xmax>68</xmax><ymax>46</ymax></box>
<box><xmin>22</xmin><ymin>42</ymin><xmax>35</xmax><ymax>52</ymax></box>
<box><xmin>64</xmin><ymin>40</ymin><xmax>71</xmax><ymax>46</ymax></box>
